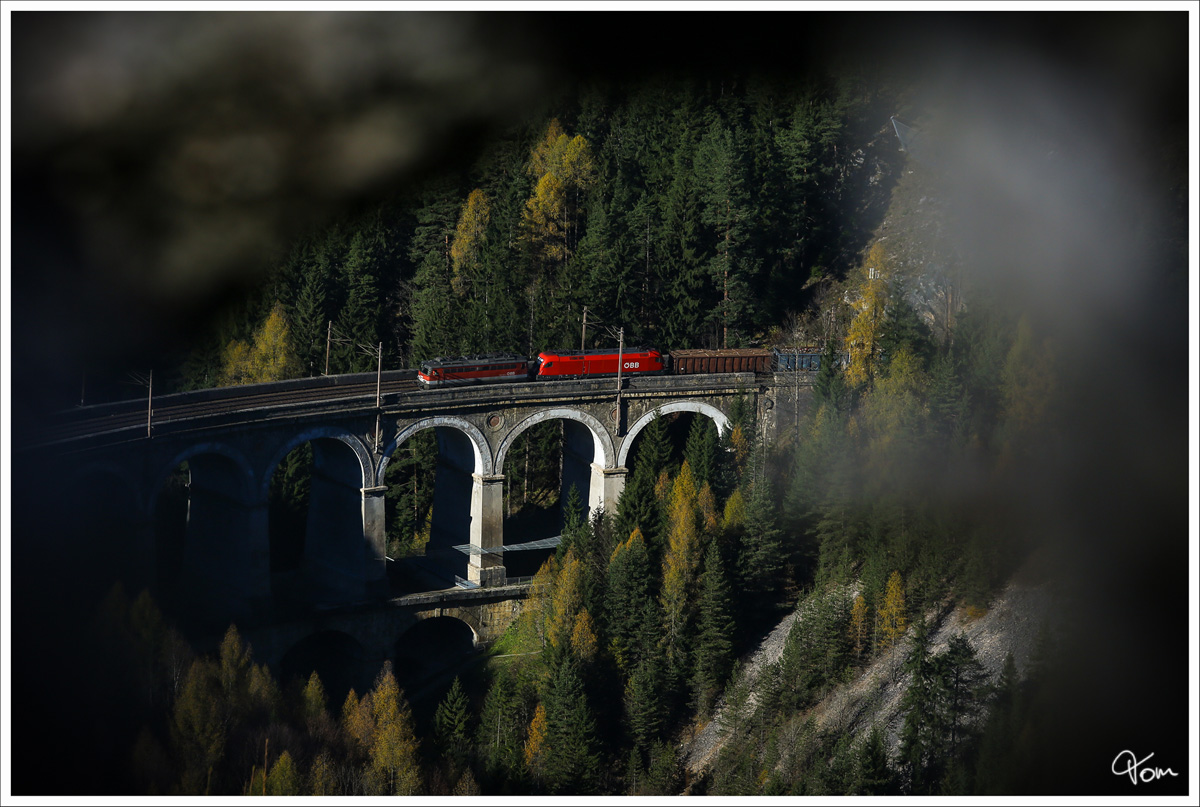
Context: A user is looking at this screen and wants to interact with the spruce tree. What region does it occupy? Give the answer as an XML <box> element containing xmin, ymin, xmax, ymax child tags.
<box><xmin>290</xmin><ymin>242</ymin><xmax>330</xmax><ymax>376</ymax></box>
<box><xmin>898</xmin><ymin>618</ymin><xmax>942</xmax><ymax>794</ymax></box>
<box><xmin>542</xmin><ymin>656</ymin><xmax>599</xmax><ymax>794</ymax></box>
<box><xmin>409</xmin><ymin>248</ymin><xmax>458</xmax><ymax>362</ymax></box>
<box><xmin>939</xmin><ymin>633</ymin><xmax>990</xmax><ymax>759</ymax></box>
<box><xmin>813</xmin><ymin>338</ymin><xmax>847</xmax><ymax>413</ymax></box>
<box><xmin>696</xmin><ymin>118</ymin><xmax>754</xmax><ymax>347</ymax></box>
<box><xmin>658</xmin><ymin>142</ymin><xmax>707</xmax><ymax>350</ymax></box>
<box><xmin>855</xmin><ymin>725</ymin><xmax>896</xmax><ymax>795</ymax></box>
<box><xmin>434</xmin><ymin>676</ymin><xmax>473</xmax><ymax>779</ymax></box>
<box><xmin>475</xmin><ymin>669</ymin><xmax>525</xmax><ymax>788</ymax></box>
<box><xmin>614</xmin><ymin>465</ymin><xmax>660</xmax><ymax>556</ymax></box>
<box><xmin>684</xmin><ymin>416</ymin><xmax>719</xmax><ymax>489</ymax></box>
<box><xmin>624</xmin><ymin>657</ymin><xmax>664</xmax><ymax>755</ymax></box>
<box><xmin>605</xmin><ymin>528</ymin><xmax>655</xmax><ymax>672</ymax></box>
<box><xmin>693</xmin><ymin>539</ymin><xmax>736</xmax><ymax>718</ymax></box>
<box><xmin>739</xmin><ymin>478</ymin><xmax>784</xmax><ymax>620</ymax></box>
<box><xmin>333</xmin><ymin>228</ymin><xmax>381</xmax><ymax>373</ymax></box>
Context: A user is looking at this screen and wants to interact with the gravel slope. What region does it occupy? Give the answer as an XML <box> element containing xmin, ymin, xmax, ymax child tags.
<box><xmin>684</xmin><ymin>559</ymin><xmax>1058</xmax><ymax>777</ymax></box>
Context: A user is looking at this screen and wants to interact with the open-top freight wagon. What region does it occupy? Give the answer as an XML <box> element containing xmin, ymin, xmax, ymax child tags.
<box><xmin>669</xmin><ymin>348</ymin><xmax>774</xmax><ymax>375</ymax></box>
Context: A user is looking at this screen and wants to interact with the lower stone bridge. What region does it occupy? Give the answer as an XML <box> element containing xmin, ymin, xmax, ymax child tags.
<box><xmin>233</xmin><ymin>583</ymin><xmax>531</xmax><ymax>700</ymax></box>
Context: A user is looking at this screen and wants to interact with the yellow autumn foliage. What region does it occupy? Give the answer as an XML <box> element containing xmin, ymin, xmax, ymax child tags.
<box><xmin>523</xmin><ymin>703</ymin><xmax>547</xmax><ymax>769</ymax></box>
<box><xmin>721</xmin><ymin>487</ymin><xmax>746</xmax><ymax>532</ymax></box>
<box><xmin>845</xmin><ymin>242</ymin><xmax>894</xmax><ymax>389</ymax></box>
<box><xmin>877</xmin><ymin>571</ymin><xmax>908</xmax><ymax>651</ymax></box>
<box><xmin>547</xmin><ymin>549</ymin><xmax>586</xmax><ymax>650</ymax></box>
<box><xmin>219</xmin><ymin>302</ymin><xmax>302</xmax><ymax>386</ymax></box>
<box><xmin>570</xmin><ymin>609</ymin><xmax>599</xmax><ymax>663</ymax></box>
<box><xmin>698</xmin><ymin>482</ymin><xmax>719</xmax><ymax>535</ymax></box>
<box><xmin>849</xmin><ymin>594</ymin><xmax>870</xmax><ymax>657</ymax></box>
<box><xmin>450</xmin><ymin>188</ymin><xmax>490</xmax><ymax>295</ymax></box>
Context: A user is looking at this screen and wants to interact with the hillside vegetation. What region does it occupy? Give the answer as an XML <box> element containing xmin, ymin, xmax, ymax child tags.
<box><xmin>47</xmin><ymin>57</ymin><xmax>1190</xmax><ymax>797</ymax></box>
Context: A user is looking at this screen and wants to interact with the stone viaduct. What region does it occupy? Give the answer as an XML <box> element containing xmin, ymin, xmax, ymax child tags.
<box><xmin>27</xmin><ymin>368</ymin><xmax>813</xmax><ymax>678</ymax></box>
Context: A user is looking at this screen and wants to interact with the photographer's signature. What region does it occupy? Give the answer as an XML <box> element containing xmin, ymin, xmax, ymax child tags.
<box><xmin>1112</xmin><ymin>750</ymin><xmax>1178</xmax><ymax>785</ymax></box>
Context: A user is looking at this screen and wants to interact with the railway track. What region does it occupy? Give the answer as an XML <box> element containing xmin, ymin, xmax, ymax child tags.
<box><xmin>21</xmin><ymin>377</ymin><xmax>421</xmax><ymax>450</ymax></box>
<box><xmin>19</xmin><ymin>369</ymin><xmax>780</xmax><ymax>452</ymax></box>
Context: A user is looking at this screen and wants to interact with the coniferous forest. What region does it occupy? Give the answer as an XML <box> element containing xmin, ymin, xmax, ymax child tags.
<box><xmin>6</xmin><ymin>12</ymin><xmax>1192</xmax><ymax>799</ymax></box>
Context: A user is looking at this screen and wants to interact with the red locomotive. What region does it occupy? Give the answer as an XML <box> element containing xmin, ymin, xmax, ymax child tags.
<box><xmin>535</xmin><ymin>348</ymin><xmax>665</xmax><ymax>379</ymax></box>
<box><xmin>417</xmin><ymin>353</ymin><xmax>531</xmax><ymax>388</ymax></box>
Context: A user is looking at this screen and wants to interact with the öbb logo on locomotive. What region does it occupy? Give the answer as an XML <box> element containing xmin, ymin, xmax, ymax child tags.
<box><xmin>416</xmin><ymin>347</ymin><xmax>840</xmax><ymax>389</ymax></box>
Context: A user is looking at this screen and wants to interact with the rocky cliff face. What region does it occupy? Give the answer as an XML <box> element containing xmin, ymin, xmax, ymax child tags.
<box><xmin>683</xmin><ymin>548</ymin><xmax>1059</xmax><ymax>779</ymax></box>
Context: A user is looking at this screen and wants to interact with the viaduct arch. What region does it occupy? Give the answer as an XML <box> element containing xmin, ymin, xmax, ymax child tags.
<box><xmin>34</xmin><ymin>370</ymin><xmax>791</xmax><ymax>638</ymax></box>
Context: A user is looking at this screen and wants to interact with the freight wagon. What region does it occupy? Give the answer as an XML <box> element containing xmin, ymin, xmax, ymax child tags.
<box><xmin>669</xmin><ymin>348</ymin><xmax>774</xmax><ymax>374</ymax></box>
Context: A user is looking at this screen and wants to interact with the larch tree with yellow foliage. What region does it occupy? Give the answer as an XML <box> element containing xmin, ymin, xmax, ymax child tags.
<box><xmin>522</xmin><ymin>119</ymin><xmax>597</xmax><ymax>267</ymax></box>
<box><xmin>845</xmin><ymin>242</ymin><xmax>894</xmax><ymax>389</ymax></box>
<box><xmin>523</xmin><ymin>703</ymin><xmax>547</xmax><ymax>774</ymax></box>
<box><xmin>659</xmin><ymin>461</ymin><xmax>702</xmax><ymax>686</ymax></box>
<box><xmin>367</xmin><ymin>662</ymin><xmax>422</xmax><ymax>795</ymax></box>
<box><xmin>877</xmin><ymin>570</ymin><xmax>908</xmax><ymax>653</ymax></box>
<box><xmin>547</xmin><ymin>548</ymin><xmax>586</xmax><ymax>652</ymax></box>
<box><xmin>219</xmin><ymin>302</ymin><xmax>302</xmax><ymax>386</ymax></box>
<box><xmin>449</xmin><ymin>188</ymin><xmax>490</xmax><ymax>297</ymax></box>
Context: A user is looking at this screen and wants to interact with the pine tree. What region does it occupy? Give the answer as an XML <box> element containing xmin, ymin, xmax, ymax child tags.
<box><xmin>340</xmin><ymin>688</ymin><xmax>373</xmax><ymax>762</ymax></box>
<box><xmin>308</xmin><ymin>751</ymin><xmax>337</xmax><ymax>796</ymax></box>
<box><xmin>218</xmin><ymin>302</ymin><xmax>302</xmax><ymax>385</ymax></box>
<box><xmin>301</xmin><ymin>671</ymin><xmax>332</xmax><ymax>735</ymax></box>
<box><xmin>547</xmin><ymin>549</ymin><xmax>586</xmax><ymax>652</ymax></box>
<box><xmin>266</xmin><ymin>750</ymin><xmax>300</xmax><ymax>795</ymax></box>
<box><xmin>523</xmin><ymin>702</ymin><xmax>547</xmax><ymax>780</ymax></box>
<box><xmin>171</xmin><ymin>658</ymin><xmax>226</xmax><ymax>794</ymax></box>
